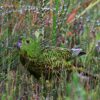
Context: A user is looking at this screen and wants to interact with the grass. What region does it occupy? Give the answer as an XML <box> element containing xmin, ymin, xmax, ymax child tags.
<box><xmin>0</xmin><ymin>0</ymin><xmax>100</xmax><ymax>100</ymax></box>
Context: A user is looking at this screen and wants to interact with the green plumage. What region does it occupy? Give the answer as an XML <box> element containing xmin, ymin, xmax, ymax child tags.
<box><xmin>18</xmin><ymin>37</ymin><xmax>83</xmax><ymax>79</ymax></box>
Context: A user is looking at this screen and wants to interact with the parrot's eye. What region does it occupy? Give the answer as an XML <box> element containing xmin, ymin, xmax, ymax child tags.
<box><xmin>26</xmin><ymin>40</ymin><xmax>30</xmax><ymax>44</ymax></box>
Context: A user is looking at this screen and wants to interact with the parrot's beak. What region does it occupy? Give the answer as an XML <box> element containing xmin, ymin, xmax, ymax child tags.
<box><xmin>16</xmin><ymin>38</ymin><xmax>22</xmax><ymax>49</ymax></box>
<box><xmin>17</xmin><ymin>41</ymin><xmax>22</xmax><ymax>49</ymax></box>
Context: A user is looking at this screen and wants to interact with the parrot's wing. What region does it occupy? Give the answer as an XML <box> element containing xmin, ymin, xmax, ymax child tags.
<box><xmin>39</xmin><ymin>46</ymin><xmax>72</xmax><ymax>69</ymax></box>
<box><xmin>42</xmin><ymin>46</ymin><xmax>86</xmax><ymax>60</ymax></box>
<box><xmin>42</xmin><ymin>46</ymin><xmax>72</xmax><ymax>60</ymax></box>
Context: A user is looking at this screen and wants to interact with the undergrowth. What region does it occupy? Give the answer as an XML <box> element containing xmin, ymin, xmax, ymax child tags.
<box><xmin>0</xmin><ymin>0</ymin><xmax>100</xmax><ymax>100</ymax></box>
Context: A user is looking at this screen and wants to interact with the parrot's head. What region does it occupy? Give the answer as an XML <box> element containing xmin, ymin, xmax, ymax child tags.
<box><xmin>17</xmin><ymin>36</ymin><xmax>41</xmax><ymax>58</ymax></box>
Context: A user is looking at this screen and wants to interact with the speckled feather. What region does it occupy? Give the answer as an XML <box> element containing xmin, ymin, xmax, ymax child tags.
<box><xmin>18</xmin><ymin>37</ymin><xmax>83</xmax><ymax>79</ymax></box>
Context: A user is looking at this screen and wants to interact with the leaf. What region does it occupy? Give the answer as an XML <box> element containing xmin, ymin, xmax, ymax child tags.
<box><xmin>67</xmin><ymin>31</ymin><xmax>73</xmax><ymax>36</ymax></box>
<box><xmin>34</xmin><ymin>31</ymin><xmax>41</xmax><ymax>39</ymax></box>
<box><xmin>77</xmin><ymin>0</ymin><xmax>100</xmax><ymax>19</ymax></box>
<box><xmin>66</xmin><ymin>8</ymin><xmax>78</xmax><ymax>24</ymax></box>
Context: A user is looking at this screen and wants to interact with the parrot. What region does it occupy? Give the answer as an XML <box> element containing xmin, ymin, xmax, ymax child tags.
<box><xmin>17</xmin><ymin>36</ymin><xmax>86</xmax><ymax>80</ymax></box>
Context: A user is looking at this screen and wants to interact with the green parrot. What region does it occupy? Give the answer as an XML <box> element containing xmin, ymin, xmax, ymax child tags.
<box><xmin>17</xmin><ymin>36</ymin><xmax>86</xmax><ymax>79</ymax></box>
